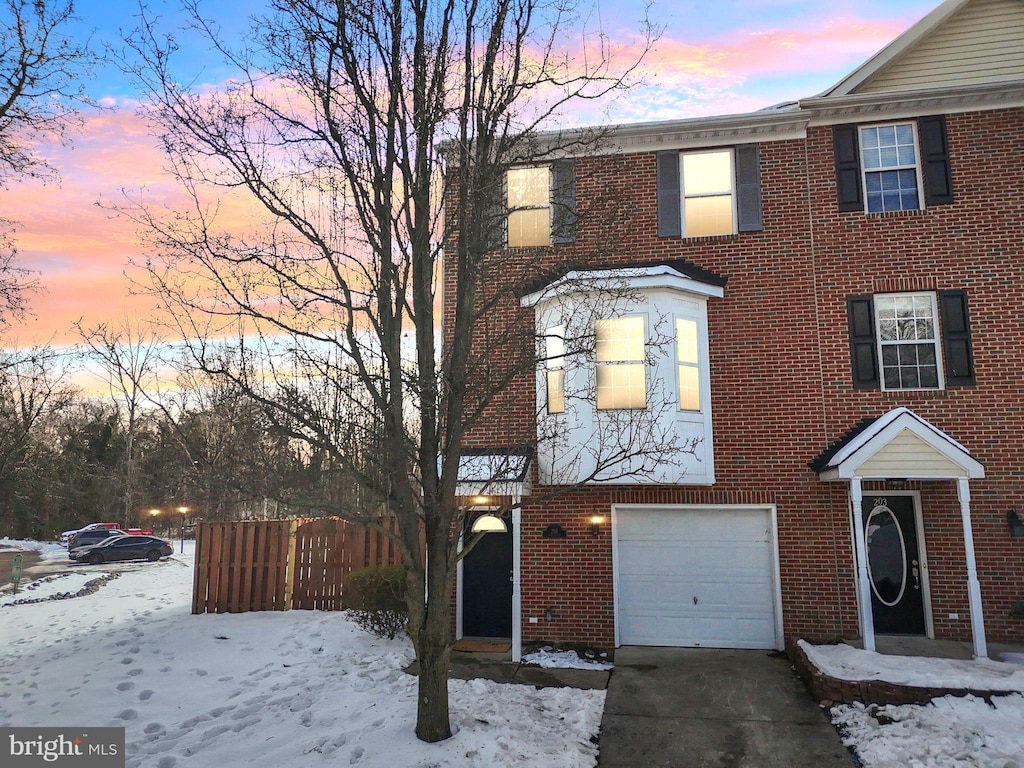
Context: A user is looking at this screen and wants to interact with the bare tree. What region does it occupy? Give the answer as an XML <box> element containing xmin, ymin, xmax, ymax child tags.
<box><xmin>119</xmin><ymin>0</ymin><xmax>660</xmax><ymax>742</ymax></box>
<box><xmin>75</xmin><ymin>317</ymin><xmax>163</xmax><ymax>525</ymax></box>
<box><xmin>0</xmin><ymin>0</ymin><xmax>93</xmax><ymax>182</ymax></box>
<box><xmin>0</xmin><ymin>224</ymin><xmax>37</xmax><ymax>324</ymax></box>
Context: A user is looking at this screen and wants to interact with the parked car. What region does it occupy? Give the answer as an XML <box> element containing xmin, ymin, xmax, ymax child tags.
<box><xmin>79</xmin><ymin>522</ymin><xmax>122</xmax><ymax>532</ymax></box>
<box><xmin>61</xmin><ymin>522</ymin><xmax>121</xmax><ymax>545</ymax></box>
<box><xmin>67</xmin><ymin>528</ymin><xmax>126</xmax><ymax>551</ymax></box>
<box><xmin>70</xmin><ymin>535</ymin><xmax>173</xmax><ymax>564</ymax></box>
<box><xmin>126</xmin><ymin>528</ymin><xmax>153</xmax><ymax>536</ymax></box>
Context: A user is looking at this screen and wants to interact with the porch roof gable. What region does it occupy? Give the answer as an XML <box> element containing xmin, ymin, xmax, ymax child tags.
<box><xmin>812</xmin><ymin>407</ymin><xmax>985</xmax><ymax>481</ymax></box>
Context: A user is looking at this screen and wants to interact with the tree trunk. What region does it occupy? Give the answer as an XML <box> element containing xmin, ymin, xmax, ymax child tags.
<box><xmin>413</xmin><ymin>629</ymin><xmax>452</xmax><ymax>742</ymax></box>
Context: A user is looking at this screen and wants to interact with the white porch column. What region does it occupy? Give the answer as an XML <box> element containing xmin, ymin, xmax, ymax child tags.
<box><xmin>850</xmin><ymin>477</ymin><xmax>875</xmax><ymax>652</ymax></box>
<box><xmin>511</xmin><ymin>505</ymin><xmax>522</xmax><ymax>663</ymax></box>
<box><xmin>957</xmin><ymin>478</ymin><xmax>988</xmax><ymax>658</ymax></box>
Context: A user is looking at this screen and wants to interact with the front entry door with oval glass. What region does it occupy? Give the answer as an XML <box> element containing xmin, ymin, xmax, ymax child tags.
<box><xmin>863</xmin><ymin>496</ymin><xmax>926</xmax><ymax>635</ymax></box>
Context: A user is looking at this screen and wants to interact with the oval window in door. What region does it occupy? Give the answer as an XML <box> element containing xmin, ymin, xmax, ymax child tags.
<box><xmin>866</xmin><ymin>505</ymin><xmax>907</xmax><ymax>607</ymax></box>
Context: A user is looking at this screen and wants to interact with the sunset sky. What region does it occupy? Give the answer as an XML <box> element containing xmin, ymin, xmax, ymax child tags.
<box><xmin>3</xmin><ymin>0</ymin><xmax>937</xmax><ymax>348</ymax></box>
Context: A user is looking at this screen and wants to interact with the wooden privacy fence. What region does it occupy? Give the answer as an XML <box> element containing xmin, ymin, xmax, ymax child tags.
<box><xmin>192</xmin><ymin>517</ymin><xmax>404</xmax><ymax>614</ymax></box>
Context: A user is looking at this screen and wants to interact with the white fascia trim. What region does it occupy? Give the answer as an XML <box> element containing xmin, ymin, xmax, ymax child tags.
<box><xmin>520</xmin><ymin>266</ymin><xmax>724</xmax><ymax>308</ymax></box>
<box><xmin>802</xmin><ymin>82</ymin><xmax>1024</xmax><ymax>126</ymax></box>
<box><xmin>533</xmin><ymin>111</ymin><xmax>808</xmax><ymax>157</ymax></box>
<box><xmin>827</xmin><ymin>407</ymin><xmax>985</xmax><ymax>480</ymax></box>
<box><xmin>818</xmin><ymin>0</ymin><xmax>972</xmax><ymax>98</ymax></box>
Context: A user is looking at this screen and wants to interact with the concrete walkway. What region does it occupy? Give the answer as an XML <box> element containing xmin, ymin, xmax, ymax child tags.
<box><xmin>598</xmin><ymin>647</ymin><xmax>856</xmax><ymax>768</ymax></box>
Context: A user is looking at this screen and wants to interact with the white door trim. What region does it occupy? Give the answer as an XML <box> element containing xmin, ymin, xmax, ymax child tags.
<box><xmin>611</xmin><ymin>503</ymin><xmax>783</xmax><ymax>650</ymax></box>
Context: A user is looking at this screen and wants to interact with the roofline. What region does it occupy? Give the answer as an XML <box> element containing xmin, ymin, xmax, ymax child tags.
<box><xmin>535</xmin><ymin>108</ymin><xmax>809</xmax><ymax>156</ymax></box>
<box><xmin>801</xmin><ymin>80</ymin><xmax>1024</xmax><ymax>124</ymax></box>
<box><xmin>819</xmin><ymin>0</ymin><xmax>972</xmax><ymax>98</ymax></box>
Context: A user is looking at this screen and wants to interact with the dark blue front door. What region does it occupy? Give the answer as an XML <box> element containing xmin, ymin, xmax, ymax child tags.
<box><xmin>463</xmin><ymin>530</ymin><xmax>513</xmax><ymax>638</ymax></box>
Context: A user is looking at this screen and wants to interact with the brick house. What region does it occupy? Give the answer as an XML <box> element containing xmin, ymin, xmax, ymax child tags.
<box><xmin>448</xmin><ymin>0</ymin><xmax>1024</xmax><ymax>661</ymax></box>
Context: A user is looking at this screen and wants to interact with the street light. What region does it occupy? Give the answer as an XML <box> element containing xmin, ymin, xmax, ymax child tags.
<box><xmin>149</xmin><ymin>509</ymin><xmax>161</xmax><ymax>534</ymax></box>
<box><xmin>177</xmin><ymin>507</ymin><xmax>189</xmax><ymax>553</ymax></box>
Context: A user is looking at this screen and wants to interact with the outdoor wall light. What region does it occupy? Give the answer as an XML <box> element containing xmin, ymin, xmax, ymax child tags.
<box><xmin>471</xmin><ymin>495</ymin><xmax>491</xmax><ymax>506</ymax></box>
<box><xmin>471</xmin><ymin>514</ymin><xmax>507</xmax><ymax>534</ymax></box>
<box><xmin>589</xmin><ymin>515</ymin><xmax>606</xmax><ymax>535</ymax></box>
<box><xmin>1007</xmin><ymin>510</ymin><xmax>1024</xmax><ymax>539</ymax></box>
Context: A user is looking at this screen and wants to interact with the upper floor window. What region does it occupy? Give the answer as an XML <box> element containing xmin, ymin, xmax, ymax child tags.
<box><xmin>657</xmin><ymin>144</ymin><xmax>762</xmax><ymax>238</ymax></box>
<box><xmin>596</xmin><ymin>316</ymin><xmax>646</xmax><ymax>410</ymax></box>
<box><xmin>860</xmin><ymin>123</ymin><xmax>921</xmax><ymax>213</ymax></box>
<box><xmin>874</xmin><ymin>293</ymin><xmax>940</xmax><ymax>389</ymax></box>
<box><xmin>504</xmin><ymin>160</ymin><xmax>577</xmax><ymax>248</ymax></box>
<box><xmin>682</xmin><ymin>150</ymin><xmax>735</xmax><ymax>237</ymax></box>
<box><xmin>834</xmin><ymin>115</ymin><xmax>953</xmax><ymax>213</ymax></box>
<box><xmin>847</xmin><ymin>289</ymin><xmax>975</xmax><ymax>391</ymax></box>
<box><xmin>507</xmin><ymin>166</ymin><xmax>550</xmax><ymax>247</ymax></box>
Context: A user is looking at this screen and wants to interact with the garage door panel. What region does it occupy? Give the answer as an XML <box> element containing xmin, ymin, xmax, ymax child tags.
<box><xmin>615</xmin><ymin>507</ymin><xmax>778</xmax><ymax>649</ymax></box>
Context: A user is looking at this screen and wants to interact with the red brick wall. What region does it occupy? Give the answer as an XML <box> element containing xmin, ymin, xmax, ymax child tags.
<box><xmin>449</xmin><ymin>106</ymin><xmax>1024</xmax><ymax>653</ymax></box>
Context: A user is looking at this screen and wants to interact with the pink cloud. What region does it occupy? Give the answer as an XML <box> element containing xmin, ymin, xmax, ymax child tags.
<box><xmin>5</xmin><ymin>104</ymin><xmax>271</xmax><ymax>345</ymax></box>
<box><xmin>659</xmin><ymin>17</ymin><xmax>907</xmax><ymax>82</ymax></box>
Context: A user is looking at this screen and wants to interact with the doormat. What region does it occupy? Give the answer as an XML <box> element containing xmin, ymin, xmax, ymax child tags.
<box><xmin>453</xmin><ymin>639</ymin><xmax>511</xmax><ymax>653</ymax></box>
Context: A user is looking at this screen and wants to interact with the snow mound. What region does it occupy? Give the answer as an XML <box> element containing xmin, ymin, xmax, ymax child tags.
<box><xmin>799</xmin><ymin>641</ymin><xmax>1024</xmax><ymax>693</ymax></box>
<box><xmin>522</xmin><ymin>647</ymin><xmax>613</xmax><ymax>671</ymax></box>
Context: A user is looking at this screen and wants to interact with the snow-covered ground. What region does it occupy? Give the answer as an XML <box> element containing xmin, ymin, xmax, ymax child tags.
<box><xmin>0</xmin><ymin>541</ymin><xmax>603</xmax><ymax>768</ymax></box>
<box><xmin>802</xmin><ymin>641</ymin><xmax>1024</xmax><ymax>768</ymax></box>
<box><xmin>6</xmin><ymin>536</ymin><xmax>1023</xmax><ymax>768</ymax></box>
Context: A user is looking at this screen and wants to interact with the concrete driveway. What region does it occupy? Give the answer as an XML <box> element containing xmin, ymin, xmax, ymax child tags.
<box><xmin>598</xmin><ymin>647</ymin><xmax>856</xmax><ymax>768</ymax></box>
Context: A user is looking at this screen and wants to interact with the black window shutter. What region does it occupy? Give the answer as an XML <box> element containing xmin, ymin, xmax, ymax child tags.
<box><xmin>834</xmin><ymin>125</ymin><xmax>864</xmax><ymax>212</ymax></box>
<box><xmin>657</xmin><ymin>150</ymin><xmax>681</xmax><ymax>237</ymax></box>
<box><xmin>919</xmin><ymin>115</ymin><xmax>954</xmax><ymax>206</ymax></box>
<box><xmin>939</xmin><ymin>289</ymin><xmax>975</xmax><ymax>386</ymax></box>
<box><xmin>483</xmin><ymin>172</ymin><xmax>507</xmax><ymax>250</ymax></box>
<box><xmin>735</xmin><ymin>144</ymin><xmax>763</xmax><ymax>232</ymax></box>
<box><xmin>550</xmin><ymin>159</ymin><xmax>577</xmax><ymax>244</ymax></box>
<box><xmin>847</xmin><ymin>295</ymin><xmax>879</xmax><ymax>389</ymax></box>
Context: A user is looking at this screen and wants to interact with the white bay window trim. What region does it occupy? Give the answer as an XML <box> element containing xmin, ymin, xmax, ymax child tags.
<box><xmin>522</xmin><ymin>265</ymin><xmax>721</xmax><ymax>486</ymax></box>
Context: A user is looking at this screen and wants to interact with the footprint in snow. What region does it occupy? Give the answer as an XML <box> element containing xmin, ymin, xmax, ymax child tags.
<box><xmin>121</xmin><ymin>657</ymin><xmax>135</xmax><ymax>665</ymax></box>
<box><xmin>138</xmin><ymin>690</ymin><xmax>154</xmax><ymax>702</ymax></box>
<box><xmin>129</xmin><ymin>646</ymin><xmax>141</xmax><ymax>654</ymax></box>
<box><xmin>127</xmin><ymin>669</ymin><xmax>144</xmax><ymax>677</ymax></box>
<box><xmin>117</xmin><ymin>682</ymin><xmax>134</xmax><ymax>692</ymax></box>
<box><xmin>156</xmin><ymin>757</ymin><xmax>176</xmax><ymax>768</ymax></box>
<box><xmin>191</xmin><ymin>669</ymin><xmax>208</xmax><ymax>677</ymax></box>
<box><xmin>350</xmin><ymin>746</ymin><xmax>365</xmax><ymax>764</ymax></box>
<box><xmin>117</xmin><ymin>709</ymin><xmax>138</xmax><ymax>721</ymax></box>
<box><xmin>144</xmin><ymin>723</ymin><xmax>164</xmax><ymax>735</ymax></box>
<box><xmin>159</xmin><ymin>667</ymin><xmax>172</xmax><ymax>673</ymax></box>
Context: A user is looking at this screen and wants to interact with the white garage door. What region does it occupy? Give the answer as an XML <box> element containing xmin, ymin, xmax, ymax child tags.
<box><xmin>615</xmin><ymin>506</ymin><xmax>779</xmax><ymax>649</ymax></box>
